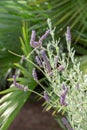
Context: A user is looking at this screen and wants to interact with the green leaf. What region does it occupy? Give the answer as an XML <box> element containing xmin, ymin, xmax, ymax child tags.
<box><xmin>0</xmin><ymin>87</ymin><xmax>16</xmax><ymax>94</ymax></box>
<box><xmin>0</xmin><ymin>83</ymin><xmax>36</xmax><ymax>130</ymax></box>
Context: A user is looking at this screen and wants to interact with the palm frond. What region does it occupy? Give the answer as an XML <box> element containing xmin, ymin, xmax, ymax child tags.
<box><xmin>34</xmin><ymin>0</ymin><xmax>87</xmax><ymax>55</ymax></box>
<box><xmin>0</xmin><ymin>22</ymin><xmax>37</xmax><ymax>129</ymax></box>
<box><xmin>48</xmin><ymin>0</ymin><xmax>87</xmax><ymax>47</ymax></box>
<box><xmin>0</xmin><ymin>88</ymin><xmax>29</xmax><ymax>130</ymax></box>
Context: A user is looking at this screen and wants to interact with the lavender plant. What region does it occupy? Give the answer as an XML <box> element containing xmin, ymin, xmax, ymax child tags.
<box><xmin>30</xmin><ymin>19</ymin><xmax>87</xmax><ymax>130</ymax></box>
<box><xmin>1</xmin><ymin>20</ymin><xmax>87</xmax><ymax>130</ymax></box>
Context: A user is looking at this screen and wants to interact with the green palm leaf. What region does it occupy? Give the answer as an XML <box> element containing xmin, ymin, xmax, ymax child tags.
<box><xmin>35</xmin><ymin>0</ymin><xmax>87</xmax><ymax>54</ymax></box>
<box><xmin>49</xmin><ymin>0</ymin><xmax>87</xmax><ymax>44</ymax></box>
<box><xmin>0</xmin><ymin>22</ymin><xmax>37</xmax><ymax>130</ymax></box>
<box><xmin>0</xmin><ymin>89</ymin><xmax>29</xmax><ymax>130</ymax></box>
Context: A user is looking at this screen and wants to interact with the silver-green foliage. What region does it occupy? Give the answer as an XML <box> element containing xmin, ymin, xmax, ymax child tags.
<box><xmin>33</xmin><ymin>19</ymin><xmax>87</xmax><ymax>130</ymax></box>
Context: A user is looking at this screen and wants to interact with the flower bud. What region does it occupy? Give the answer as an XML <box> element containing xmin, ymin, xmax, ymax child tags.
<box><xmin>35</xmin><ymin>56</ymin><xmax>42</xmax><ymax>67</ymax></box>
<box><xmin>32</xmin><ymin>68</ymin><xmax>38</xmax><ymax>81</ymax></box>
<box><xmin>30</xmin><ymin>30</ymin><xmax>36</xmax><ymax>45</ymax></box>
<box><xmin>62</xmin><ymin>117</ymin><xmax>73</xmax><ymax>130</ymax></box>
<box><xmin>66</xmin><ymin>26</ymin><xmax>71</xmax><ymax>43</ymax></box>
<box><xmin>39</xmin><ymin>30</ymin><xmax>50</xmax><ymax>42</ymax></box>
<box><xmin>60</xmin><ymin>85</ymin><xmax>68</xmax><ymax>106</ymax></box>
<box><xmin>13</xmin><ymin>75</ymin><xmax>28</xmax><ymax>92</ymax></box>
<box><xmin>41</xmin><ymin>49</ymin><xmax>52</xmax><ymax>74</ymax></box>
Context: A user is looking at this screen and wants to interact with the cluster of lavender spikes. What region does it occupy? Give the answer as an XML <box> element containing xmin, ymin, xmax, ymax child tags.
<box><xmin>30</xmin><ymin>21</ymin><xmax>87</xmax><ymax>130</ymax></box>
<box><xmin>31</xmin><ymin>29</ymin><xmax>68</xmax><ymax>105</ymax></box>
<box><xmin>30</xmin><ymin>30</ymin><xmax>50</xmax><ymax>48</ymax></box>
<box><xmin>31</xmin><ymin>30</ymin><xmax>54</xmax><ymax>80</ymax></box>
<box><xmin>12</xmin><ymin>19</ymin><xmax>87</xmax><ymax>130</ymax></box>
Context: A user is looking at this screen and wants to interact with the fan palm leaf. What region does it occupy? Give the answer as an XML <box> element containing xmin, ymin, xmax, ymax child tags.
<box><xmin>0</xmin><ymin>22</ymin><xmax>37</xmax><ymax>130</ymax></box>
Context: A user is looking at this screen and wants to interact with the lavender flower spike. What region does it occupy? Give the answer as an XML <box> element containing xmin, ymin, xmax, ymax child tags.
<box><xmin>31</xmin><ymin>41</ymin><xmax>42</xmax><ymax>48</ymax></box>
<box><xmin>30</xmin><ymin>30</ymin><xmax>36</xmax><ymax>46</ymax></box>
<box><xmin>35</xmin><ymin>56</ymin><xmax>42</xmax><ymax>67</ymax></box>
<box><xmin>60</xmin><ymin>85</ymin><xmax>68</xmax><ymax>106</ymax></box>
<box><xmin>30</xmin><ymin>30</ymin><xmax>42</xmax><ymax>48</ymax></box>
<box><xmin>62</xmin><ymin>117</ymin><xmax>73</xmax><ymax>130</ymax></box>
<box><xmin>39</xmin><ymin>30</ymin><xmax>50</xmax><ymax>42</ymax></box>
<box><xmin>13</xmin><ymin>75</ymin><xmax>28</xmax><ymax>92</ymax></box>
<box><xmin>32</xmin><ymin>68</ymin><xmax>38</xmax><ymax>81</ymax></box>
<box><xmin>44</xmin><ymin>91</ymin><xmax>50</xmax><ymax>102</ymax></box>
<box><xmin>30</xmin><ymin>30</ymin><xmax>41</xmax><ymax>48</ymax></box>
<box><xmin>66</xmin><ymin>26</ymin><xmax>71</xmax><ymax>43</ymax></box>
<box><xmin>41</xmin><ymin>49</ymin><xmax>52</xmax><ymax>74</ymax></box>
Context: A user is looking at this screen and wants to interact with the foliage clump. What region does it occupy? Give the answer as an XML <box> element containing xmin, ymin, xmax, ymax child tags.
<box><xmin>31</xmin><ymin>19</ymin><xmax>87</xmax><ymax>130</ymax></box>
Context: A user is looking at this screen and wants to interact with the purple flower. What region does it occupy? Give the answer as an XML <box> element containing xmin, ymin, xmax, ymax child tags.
<box><xmin>35</xmin><ymin>56</ymin><xmax>42</xmax><ymax>67</ymax></box>
<box><xmin>30</xmin><ymin>30</ymin><xmax>50</xmax><ymax>48</ymax></box>
<box><xmin>32</xmin><ymin>68</ymin><xmax>38</xmax><ymax>81</ymax></box>
<box><xmin>13</xmin><ymin>75</ymin><xmax>28</xmax><ymax>92</ymax></box>
<box><xmin>62</xmin><ymin>117</ymin><xmax>73</xmax><ymax>130</ymax></box>
<box><xmin>39</xmin><ymin>30</ymin><xmax>50</xmax><ymax>42</ymax></box>
<box><xmin>30</xmin><ymin>30</ymin><xmax>42</xmax><ymax>48</ymax></box>
<box><xmin>30</xmin><ymin>41</ymin><xmax>42</xmax><ymax>48</ymax></box>
<box><xmin>40</xmin><ymin>49</ymin><xmax>52</xmax><ymax>74</ymax></box>
<box><xmin>30</xmin><ymin>30</ymin><xmax>36</xmax><ymax>46</ymax></box>
<box><xmin>58</xmin><ymin>65</ymin><xmax>65</xmax><ymax>71</ymax></box>
<box><xmin>44</xmin><ymin>91</ymin><xmax>50</xmax><ymax>102</ymax></box>
<box><xmin>66</xmin><ymin>26</ymin><xmax>71</xmax><ymax>43</ymax></box>
<box><xmin>60</xmin><ymin>85</ymin><xmax>68</xmax><ymax>106</ymax></box>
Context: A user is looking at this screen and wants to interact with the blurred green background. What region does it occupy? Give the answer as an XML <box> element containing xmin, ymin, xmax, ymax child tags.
<box><xmin>0</xmin><ymin>1</ymin><xmax>87</xmax><ymax>130</ymax></box>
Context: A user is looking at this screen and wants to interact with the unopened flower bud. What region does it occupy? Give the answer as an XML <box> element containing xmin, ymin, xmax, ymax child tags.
<box><xmin>13</xmin><ymin>75</ymin><xmax>28</xmax><ymax>92</ymax></box>
<box><xmin>30</xmin><ymin>30</ymin><xmax>36</xmax><ymax>45</ymax></box>
<box><xmin>39</xmin><ymin>30</ymin><xmax>50</xmax><ymax>42</ymax></box>
<box><xmin>35</xmin><ymin>56</ymin><xmax>42</xmax><ymax>67</ymax></box>
<box><xmin>62</xmin><ymin>117</ymin><xmax>73</xmax><ymax>130</ymax></box>
<box><xmin>30</xmin><ymin>41</ymin><xmax>42</xmax><ymax>48</ymax></box>
<box><xmin>60</xmin><ymin>85</ymin><xmax>68</xmax><ymax>106</ymax></box>
<box><xmin>66</xmin><ymin>26</ymin><xmax>71</xmax><ymax>43</ymax></box>
<box><xmin>32</xmin><ymin>68</ymin><xmax>38</xmax><ymax>81</ymax></box>
<box><xmin>41</xmin><ymin>50</ymin><xmax>52</xmax><ymax>74</ymax></box>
